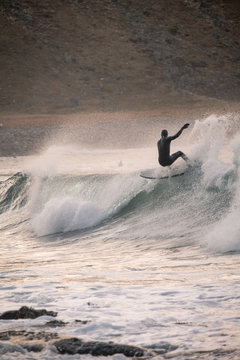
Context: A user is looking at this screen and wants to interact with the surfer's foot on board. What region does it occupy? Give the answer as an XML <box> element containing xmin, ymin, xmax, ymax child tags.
<box><xmin>182</xmin><ymin>154</ymin><xmax>196</xmax><ymax>168</ymax></box>
<box><xmin>182</xmin><ymin>153</ymin><xmax>190</xmax><ymax>162</ymax></box>
<box><xmin>186</xmin><ymin>158</ymin><xmax>201</xmax><ymax>168</ymax></box>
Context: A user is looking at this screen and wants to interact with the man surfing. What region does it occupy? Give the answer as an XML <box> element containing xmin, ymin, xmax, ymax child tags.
<box><xmin>157</xmin><ymin>123</ymin><xmax>190</xmax><ymax>167</ymax></box>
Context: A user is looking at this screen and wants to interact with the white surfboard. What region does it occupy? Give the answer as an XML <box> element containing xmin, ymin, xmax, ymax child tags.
<box><xmin>140</xmin><ymin>167</ymin><xmax>186</xmax><ymax>180</ymax></box>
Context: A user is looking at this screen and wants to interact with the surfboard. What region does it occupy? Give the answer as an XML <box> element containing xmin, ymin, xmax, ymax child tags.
<box><xmin>140</xmin><ymin>167</ymin><xmax>185</xmax><ymax>180</ymax></box>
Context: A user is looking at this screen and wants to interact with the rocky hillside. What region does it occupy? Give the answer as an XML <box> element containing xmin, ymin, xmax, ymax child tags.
<box><xmin>0</xmin><ymin>0</ymin><xmax>240</xmax><ymax>114</ymax></box>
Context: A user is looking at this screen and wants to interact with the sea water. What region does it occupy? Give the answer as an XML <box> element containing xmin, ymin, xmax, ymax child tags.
<box><xmin>0</xmin><ymin>114</ymin><xmax>240</xmax><ymax>359</ymax></box>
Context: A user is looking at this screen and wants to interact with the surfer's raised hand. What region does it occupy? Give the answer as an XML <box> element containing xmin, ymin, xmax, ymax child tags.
<box><xmin>182</xmin><ymin>123</ymin><xmax>190</xmax><ymax>130</ymax></box>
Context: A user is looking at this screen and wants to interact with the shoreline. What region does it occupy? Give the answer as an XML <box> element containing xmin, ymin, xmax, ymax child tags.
<box><xmin>0</xmin><ymin>101</ymin><xmax>239</xmax><ymax>128</ymax></box>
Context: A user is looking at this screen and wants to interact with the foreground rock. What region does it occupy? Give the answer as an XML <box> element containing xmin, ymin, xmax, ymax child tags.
<box><xmin>0</xmin><ymin>330</ymin><xmax>150</xmax><ymax>358</ymax></box>
<box><xmin>0</xmin><ymin>306</ymin><xmax>57</xmax><ymax>320</ymax></box>
<box><xmin>54</xmin><ymin>338</ymin><xmax>146</xmax><ymax>357</ymax></box>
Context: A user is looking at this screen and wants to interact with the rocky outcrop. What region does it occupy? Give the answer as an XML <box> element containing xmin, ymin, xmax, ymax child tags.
<box><xmin>0</xmin><ymin>330</ymin><xmax>151</xmax><ymax>357</ymax></box>
<box><xmin>54</xmin><ymin>337</ymin><xmax>146</xmax><ymax>357</ymax></box>
<box><xmin>0</xmin><ymin>306</ymin><xmax>57</xmax><ymax>320</ymax></box>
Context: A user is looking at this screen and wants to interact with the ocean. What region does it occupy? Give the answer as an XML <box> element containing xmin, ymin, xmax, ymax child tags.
<box><xmin>0</xmin><ymin>114</ymin><xmax>240</xmax><ymax>359</ymax></box>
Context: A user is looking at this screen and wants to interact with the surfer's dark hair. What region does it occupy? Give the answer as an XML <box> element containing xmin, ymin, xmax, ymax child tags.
<box><xmin>161</xmin><ymin>129</ymin><xmax>168</xmax><ymax>137</ymax></box>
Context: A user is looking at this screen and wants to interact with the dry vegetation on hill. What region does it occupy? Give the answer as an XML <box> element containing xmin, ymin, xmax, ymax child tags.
<box><xmin>0</xmin><ymin>0</ymin><xmax>240</xmax><ymax>114</ymax></box>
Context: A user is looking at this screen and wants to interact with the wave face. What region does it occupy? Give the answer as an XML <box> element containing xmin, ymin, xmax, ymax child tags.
<box><xmin>0</xmin><ymin>172</ymin><xmax>29</xmax><ymax>214</ymax></box>
<box><xmin>1</xmin><ymin>114</ymin><xmax>240</xmax><ymax>253</ymax></box>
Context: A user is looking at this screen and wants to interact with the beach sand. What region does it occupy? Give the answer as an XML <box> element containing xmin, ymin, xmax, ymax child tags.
<box><xmin>0</xmin><ymin>100</ymin><xmax>239</xmax><ymax>129</ymax></box>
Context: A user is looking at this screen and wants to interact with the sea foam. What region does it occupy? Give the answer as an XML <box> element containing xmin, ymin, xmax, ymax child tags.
<box><xmin>194</xmin><ymin>114</ymin><xmax>240</xmax><ymax>252</ymax></box>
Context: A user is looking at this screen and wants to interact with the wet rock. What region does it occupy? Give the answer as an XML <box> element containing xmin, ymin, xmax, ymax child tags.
<box><xmin>0</xmin><ymin>306</ymin><xmax>57</xmax><ymax>320</ymax></box>
<box><xmin>0</xmin><ymin>332</ymin><xmax>10</xmax><ymax>341</ymax></box>
<box><xmin>0</xmin><ymin>330</ymin><xmax>59</xmax><ymax>342</ymax></box>
<box><xmin>0</xmin><ymin>341</ymin><xmax>25</xmax><ymax>355</ymax></box>
<box><xmin>46</xmin><ymin>320</ymin><xmax>67</xmax><ymax>327</ymax></box>
<box><xmin>0</xmin><ymin>330</ymin><xmax>152</xmax><ymax>357</ymax></box>
<box><xmin>22</xmin><ymin>343</ymin><xmax>44</xmax><ymax>352</ymax></box>
<box><xmin>54</xmin><ymin>338</ymin><xmax>146</xmax><ymax>357</ymax></box>
<box><xmin>75</xmin><ymin>319</ymin><xmax>91</xmax><ymax>325</ymax></box>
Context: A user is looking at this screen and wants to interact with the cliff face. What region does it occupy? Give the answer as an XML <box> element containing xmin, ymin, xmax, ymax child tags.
<box><xmin>0</xmin><ymin>0</ymin><xmax>239</xmax><ymax>114</ymax></box>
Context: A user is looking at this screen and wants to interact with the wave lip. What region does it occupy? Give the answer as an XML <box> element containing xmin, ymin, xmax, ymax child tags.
<box><xmin>29</xmin><ymin>173</ymin><xmax>146</xmax><ymax>237</ymax></box>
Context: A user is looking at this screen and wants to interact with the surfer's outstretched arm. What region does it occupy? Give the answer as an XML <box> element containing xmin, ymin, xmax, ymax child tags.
<box><xmin>169</xmin><ymin>123</ymin><xmax>189</xmax><ymax>141</ymax></box>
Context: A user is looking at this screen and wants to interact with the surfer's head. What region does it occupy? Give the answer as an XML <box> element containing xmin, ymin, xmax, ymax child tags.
<box><xmin>161</xmin><ymin>129</ymin><xmax>168</xmax><ymax>137</ymax></box>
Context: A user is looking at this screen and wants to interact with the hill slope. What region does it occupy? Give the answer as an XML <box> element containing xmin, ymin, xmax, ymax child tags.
<box><xmin>0</xmin><ymin>0</ymin><xmax>240</xmax><ymax>114</ymax></box>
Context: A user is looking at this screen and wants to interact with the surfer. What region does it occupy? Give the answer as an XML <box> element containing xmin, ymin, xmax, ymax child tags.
<box><xmin>157</xmin><ymin>123</ymin><xmax>190</xmax><ymax>167</ymax></box>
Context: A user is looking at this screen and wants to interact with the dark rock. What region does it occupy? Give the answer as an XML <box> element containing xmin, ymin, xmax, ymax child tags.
<box><xmin>0</xmin><ymin>330</ymin><xmax>59</xmax><ymax>341</ymax></box>
<box><xmin>54</xmin><ymin>338</ymin><xmax>145</xmax><ymax>357</ymax></box>
<box><xmin>75</xmin><ymin>319</ymin><xmax>91</xmax><ymax>325</ymax></box>
<box><xmin>0</xmin><ymin>306</ymin><xmax>57</xmax><ymax>320</ymax></box>
<box><xmin>0</xmin><ymin>330</ymin><xmax>151</xmax><ymax>357</ymax></box>
<box><xmin>0</xmin><ymin>331</ymin><xmax>10</xmax><ymax>340</ymax></box>
<box><xmin>22</xmin><ymin>344</ymin><xmax>44</xmax><ymax>352</ymax></box>
<box><xmin>0</xmin><ymin>341</ymin><xmax>25</xmax><ymax>355</ymax></box>
<box><xmin>46</xmin><ymin>320</ymin><xmax>67</xmax><ymax>327</ymax></box>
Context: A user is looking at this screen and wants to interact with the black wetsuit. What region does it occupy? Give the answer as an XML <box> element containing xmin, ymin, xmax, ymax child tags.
<box><xmin>158</xmin><ymin>127</ymin><xmax>188</xmax><ymax>167</ymax></box>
